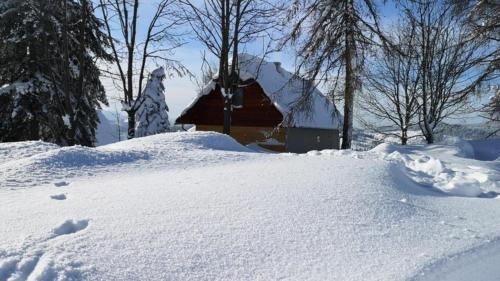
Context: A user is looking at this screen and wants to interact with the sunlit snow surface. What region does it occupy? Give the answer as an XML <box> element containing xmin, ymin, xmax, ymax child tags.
<box><xmin>0</xmin><ymin>132</ymin><xmax>499</xmax><ymax>281</ymax></box>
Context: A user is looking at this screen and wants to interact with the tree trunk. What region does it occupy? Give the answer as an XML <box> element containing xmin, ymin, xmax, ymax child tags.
<box><xmin>62</xmin><ymin>0</ymin><xmax>75</xmax><ymax>145</ymax></box>
<box><xmin>224</xmin><ymin>0</ymin><xmax>241</xmax><ymax>136</ymax></box>
<box><xmin>401</xmin><ymin>129</ymin><xmax>408</xmax><ymax>145</ymax></box>
<box><xmin>220</xmin><ymin>0</ymin><xmax>231</xmax><ymax>135</ymax></box>
<box><xmin>342</xmin><ymin>57</ymin><xmax>354</xmax><ymax>149</ymax></box>
<box><xmin>76</xmin><ymin>0</ymin><xmax>89</xmax><ymax>146</ymax></box>
<box><xmin>223</xmin><ymin>97</ymin><xmax>231</xmax><ymax>134</ymax></box>
<box><xmin>116</xmin><ymin>109</ymin><xmax>122</xmax><ymax>141</ymax></box>
<box><xmin>425</xmin><ymin>130</ymin><xmax>434</xmax><ymax>144</ymax></box>
<box><xmin>341</xmin><ymin>0</ymin><xmax>355</xmax><ymax>150</ymax></box>
<box><xmin>127</xmin><ymin>110</ymin><xmax>136</xmax><ymax>139</ymax></box>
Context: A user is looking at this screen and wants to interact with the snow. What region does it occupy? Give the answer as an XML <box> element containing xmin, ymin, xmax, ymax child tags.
<box><xmin>245</xmin><ymin>142</ymin><xmax>278</xmax><ymax>153</ymax></box>
<box><xmin>256</xmin><ymin>137</ymin><xmax>284</xmax><ymax>145</ymax></box>
<box><xmin>135</xmin><ymin>67</ymin><xmax>170</xmax><ymax>137</ymax></box>
<box><xmin>49</xmin><ymin>194</ymin><xmax>67</xmax><ymax>200</ymax></box>
<box><xmin>62</xmin><ymin>115</ymin><xmax>71</xmax><ymax>127</ymax></box>
<box><xmin>0</xmin><ymin>132</ymin><xmax>253</xmax><ymax>189</ymax></box>
<box><xmin>412</xmin><ymin>238</ymin><xmax>500</xmax><ymax>281</ymax></box>
<box><xmin>373</xmin><ymin>141</ymin><xmax>499</xmax><ymax>197</ymax></box>
<box><xmin>0</xmin><ymin>132</ymin><xmax>499</xmax><ymax>280</ymax></box>
<box><xmin>0</xmin><ymin>141</ymin><xmax>59</xmax><ymax>164</ymax></box>
<box><xmin>178</xmin><ymin>54</ymin><xmax>342</xmax><ymax>129</ymax></box>
<box><xmin>468</xmin><ymin>139</ymin><xmax>500</xmax><ymax>161</ymax></box>
<box><xmin>0</xmin><ymin>80</ymin><xmax>33</xmax><ymax>96</ymax></box>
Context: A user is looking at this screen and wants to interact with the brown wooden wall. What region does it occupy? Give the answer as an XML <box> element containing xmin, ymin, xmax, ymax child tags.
<box><xmin>176</xmin><ymin>83</ymin><xmax>283</xmax><ymax>127</ymax></box>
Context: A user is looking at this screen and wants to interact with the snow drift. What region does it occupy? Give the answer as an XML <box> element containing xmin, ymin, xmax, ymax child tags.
<box><xmin>0</xmin><ymin>132</ymin><xmax>499</xmax><ymax>280</ymax></box>
<box><xmin>372</xmin><ymin>141</ymin><xmax>500</xmax><ymax>197</ymax></box>
<box><xmin>0</xmin><ymin>132</ymin><xmax>256</xmax><ymax>189</ymax></box>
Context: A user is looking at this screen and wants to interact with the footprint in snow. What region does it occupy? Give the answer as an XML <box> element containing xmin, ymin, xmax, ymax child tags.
<box><xmin>0</xmin><ymin>220</ymin><xmax>90</xmax><ymax>280</ymax></box>
<box><xmin>50</xmin><ymin>194</ymin><xmax>66</xmax><ymax>200</ymax></box>
<box><xmin>0</xmin><ymin>248</ymin><xmax>88</xmax><ymax>280</ymax></box>
<box><xmin>0</xmin><ymin>252</ymin><xmax>44</xmax><ymax>281</ymax></box>
<box><xmin>52</xmin><ymin>219</ymin><xmax>89</xmax><ymax>237</ymax></box>
<box><xmin>53</xmin><ymin>181</ymin><xmax>70</xmax><ymax>187</ymax></box>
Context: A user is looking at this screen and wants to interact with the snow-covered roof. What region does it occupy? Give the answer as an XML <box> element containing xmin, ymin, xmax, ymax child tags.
<box><xmin>179</xmin><ymin>54</ymin><xmax>342</xmax><ymax>129</ymax></box>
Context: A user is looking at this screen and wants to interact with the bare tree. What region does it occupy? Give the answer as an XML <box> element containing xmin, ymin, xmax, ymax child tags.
<box><xmin>359</xmin><ymin>21</ymin><xmax>421</xmax><ymax>145</ymax></box>
<box><xmin>407</xmin><ymin>0</ymin><xmax>497</xmax><ymax>143</ymax></box>
<box><xmin>99</xmin><ymin>0</ymin><xmax>186</xmax><ymax>139</ymax></box>
<box><xmin>450</xmin><ymin>0</ymin><xmax>500</xmax><ymax>43</ymax></box>
<box><xmin>180</xmin><ymin>0</ymin><xmax>285</xmax><ymax>134</ymax></box>
<box><xmin>450</xmin><ymin>0</ymin><xmax>500</xmax><ymax>124</ymax></box>
<box><xmin>285</xmin><ymin>0</ymin><xmax>390</xmax><ymax>149</ymax></box>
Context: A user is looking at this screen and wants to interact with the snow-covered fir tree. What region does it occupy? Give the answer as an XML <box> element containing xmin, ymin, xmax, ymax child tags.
<box><xmin>0</xmin><ymin>0</ymin><xmax>110</xmax><ymax>146</ymax></box>
<box><xmin>135</xmin><ymin>67</ymin><xmax>170</xmax><ymax>137</ymax></box>
<box><xmin>287</xmin><ymin>0</ymin><xmax>383</xmax><ymax>149</ymax></box>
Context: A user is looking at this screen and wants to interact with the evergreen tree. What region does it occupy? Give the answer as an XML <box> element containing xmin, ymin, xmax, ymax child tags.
<box><xmin>0</xmin><ymin>0</ymin><xmax>67</xmax><ymax>144</ymax></box>
<box><xmin>135</xmin><ymin>67</ymin><xmax>170</xmax><ymax>137</ymax></box>
<box><xmin>286</xmin><ymin>0</ymin><xmax>387</xmax><ymax>149</ymax></box>
<box><xmin>0</xmin><ymin>0</ymin><xmax>110</xmax><ymax>146</ymax></box>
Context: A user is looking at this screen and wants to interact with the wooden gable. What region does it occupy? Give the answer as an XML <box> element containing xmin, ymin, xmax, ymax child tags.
<box><xmin>176</xmin><ymin>82</ymin><xmax>283</xmax><ymax>127</ymax></box>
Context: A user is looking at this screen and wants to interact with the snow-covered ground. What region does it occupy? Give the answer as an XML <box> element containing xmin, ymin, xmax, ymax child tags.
<box><xmin>0</xmin><ymin>132</ymin><xmax>499</xmax><ymax>280</ymax></box>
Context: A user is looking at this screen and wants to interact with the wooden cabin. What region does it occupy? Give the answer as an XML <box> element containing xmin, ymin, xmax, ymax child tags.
<box><xmin>176</xmin><ymin>55</ymin><xmax>342</xmax><ymax>153</ymax></box>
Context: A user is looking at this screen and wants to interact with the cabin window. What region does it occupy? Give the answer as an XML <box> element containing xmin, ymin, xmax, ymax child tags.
<box><xmin>232</xmin><ymin>88</ymin><xmax>244</xmax><ymax>108</ymax></box>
